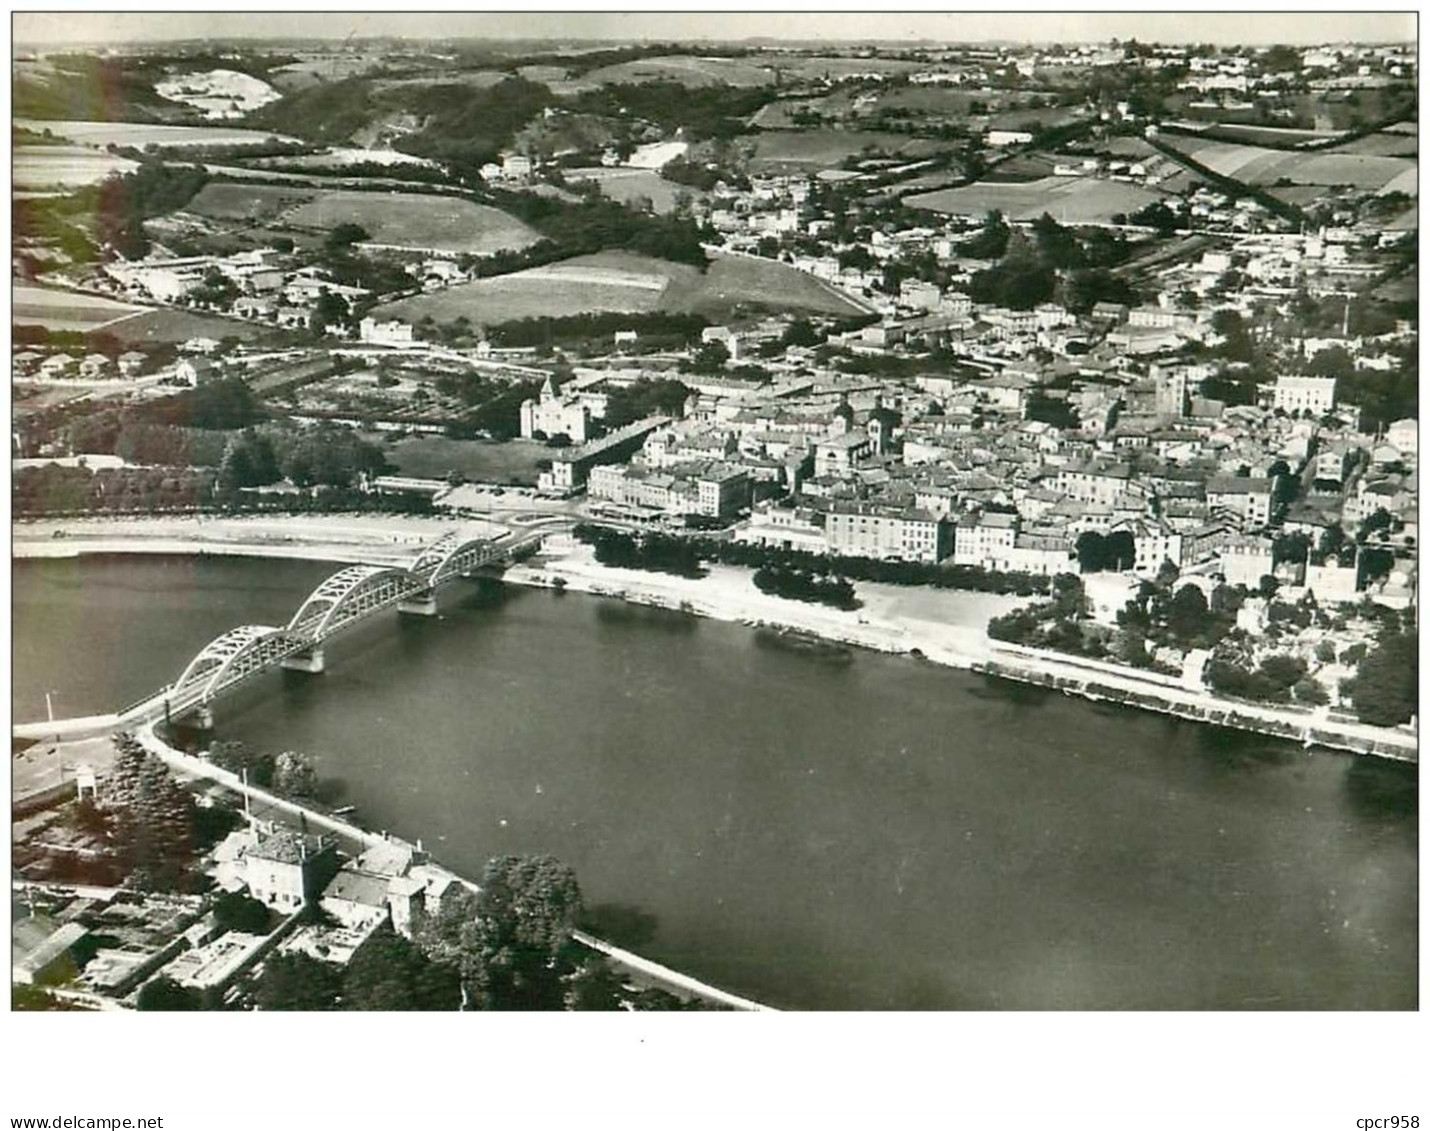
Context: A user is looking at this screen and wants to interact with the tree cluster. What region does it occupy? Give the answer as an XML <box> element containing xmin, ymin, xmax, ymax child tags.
<box><xmin>602</xmin><ymin>378</ymin><xmax>692</xmax><ymax>430</ymax></box>
<box><xmin>1074</xmin><ymin>530</ymin><xmax>1136</xmax><ymax>574</ymax></box>
<box><xmin>575</xmin><ymin>526</ymin><xmax>707</xmax><ymax>579</ymax></box>
<box><xmin>493</xmin><ymin>189</ymin><xmax>711</xmax><ymax>270</ymax></box>
<box><xmin>752</xmin><ymin>566</ymin><xmax>859</xmax><ymax>610</ymax></box>
<box><xmin>566</xmin><ymin>81</ymin><xmax>776</xmax><ymax>142</ymax></box>
<box><xmin>207</xmin><ymin>741</ymin><xmax>318</xmax><ymax>799</ymax></box>
<box><xmin>1203</xmin><ymin>653</ymin><xmax>1309</xmax><ymax>705</ymax></box>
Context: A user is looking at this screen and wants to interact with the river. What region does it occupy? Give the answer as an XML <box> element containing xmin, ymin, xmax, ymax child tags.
<box><xmin>12</xmin><ymin>555</ymin><xmax>1419</xmax><ymax>1009</ymax></box>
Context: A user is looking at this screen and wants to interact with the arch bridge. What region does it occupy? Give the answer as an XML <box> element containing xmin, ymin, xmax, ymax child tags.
<box><xmin>131</xmin><ymin>527</ymin><xmax>545</xmax><ymax>727</ymax></box>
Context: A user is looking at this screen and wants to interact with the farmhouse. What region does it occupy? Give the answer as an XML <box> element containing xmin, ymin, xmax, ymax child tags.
<box><xmin>176</xmin><ymin>357</ymin><xmax>219</xmax><ymax>386</ymax></box>
<box><xmin>359</xmin><ymin>317</ymin><xmax>416</xmax><ymax>347</ymax></box>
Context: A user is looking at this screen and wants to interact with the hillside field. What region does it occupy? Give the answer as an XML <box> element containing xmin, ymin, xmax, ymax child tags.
<box><xmin>907</xmin><ymin>176</ymin><xmax>1163</xmax><ymax>223</ymax></box>
<box><xmin>183</xmin><ymin>182</ymin><xmax>321</xmax><ymax>222</ymax></box>
<box><xmin>372</xmin><ymin>248</ymin><xmax>867</xmax><ymax>325</ymax></box>
<box><xmin>15</xmin><ymin>118</ymin><xmax>298</xmax><ymax>149</ymax></box>
<box><xmin>565</xmin><ymin>167</ymin><xmax>695</xmax><ymax>214</ymax></box>
<box><xmin>103</xmin><ymin>308</ymin><xmax>276</xmax><ymax>345</ymax></box>
<box><xmin>183</xmin><ymin>184</ymin><xmax>543</xmax><ymax>253</ymax></box>
<box><xmin>563</xmin><ymin>55</ymin><xmax>778</xmax><ymax>90</ymax></box>
<box><xmin>282</xmin><ymin>191</ymin><xmax>543</xmax><ymax>253</ymax></box>
<box><xmin>372</xmin><ymin>251</ymin><xmax>686</xmax><ymax>324</ymax></box>
<box><xmin>1324</xmin><ymin>132</ymin><xmax>1420</xmax><ymax>158</ymax></box>
<box><xmin>1160</xmin><ymin>135</ymin><xmax>1416</xmax><ymax>194</ymax></box>
<box><xmin>14</xmin><ymin>146</ymin><xmax>140</xmax><ymax>191</ymax></box>
<box><xmin>668</xmin><ymin>252</ymin><xmax>868</xmax><ymax>317</ymax></box>
<box><xmin>748</xmin><ymin>129</ymin><xmax>946</xmax><ymax>171</ymax></box>
<box><xmin>13</xmin><ymin>285</ymin><xmax>149</xmax><ymax>332</ymax></box>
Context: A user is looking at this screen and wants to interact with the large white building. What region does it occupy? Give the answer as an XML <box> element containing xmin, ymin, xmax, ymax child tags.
<box><xmin>826</xmin><ymin>502</ymin><xmax>950</xmax><ymax>563</ymax></box>
<box><xmin>953</xmin><ymin>511</ymin><xmax>1019</xmax><ymax>567</ymax></box>
<box><xmin>736</xmin><ymin>502</ymin><xmax>827</xmax><ymax>553</ymax></box>
<box><xmin>589</xmin><ymin>461</ymin><xmax>749</xmax><ymax>518</ymax></box>
<box><xmin>1219</xmin><ymin>536</ymin><xmax>1276</xmax><ymax>588</ymax></box>
<box><xmin>1109</xmin><ymin>517</ymin><xmax>1184</xmax><ymax>579</ymax></box>
<box><xmin>520</xmin><ymin>372</ymin><xmax>597</xmax><ymax>444</ymax></box>
<box><xmin>1273</xmin><ymin>375</ymin><xmax>1337</xmax><ymax>416</ymax></box>
<box><xmin>1386</xmin><ymin>418</ymin><xmax>1417</xmax><ymax>456</ymax></box>
<box><xmin>1206</xmin><ymin>477</ymin><xmax>1274</xmax><ymax>528</ymax></box>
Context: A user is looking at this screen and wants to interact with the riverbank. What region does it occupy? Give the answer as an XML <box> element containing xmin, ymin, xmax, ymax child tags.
<box><xmin>513</xmin><ymin>540</ymin><xmax>1416</xmax><ymax>764</ymax></box>
<box><xmin>12</xmin><ymin>517</ymin><xmax>1417</xmax><ymax>763</ymax></box>
<box><xmin>13</xmin><ymin>514</ymin><xmax>489</xmax><ymax>568</ymax></box>
<box><xmin>132</xmin><ymin>725</ymin><xmax>773</xmax><ymax>1012</ymax></box>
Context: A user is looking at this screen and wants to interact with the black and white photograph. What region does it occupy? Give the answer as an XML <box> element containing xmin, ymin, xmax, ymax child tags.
<box><xmin>6</xmin><ymin>7</ymin><xmax>1423</xmax><ymax>1127</ymax></box>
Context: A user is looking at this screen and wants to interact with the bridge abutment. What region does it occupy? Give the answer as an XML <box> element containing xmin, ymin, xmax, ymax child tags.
<box><xmin>281</xmin><ymin>647</ymin><xmax>326</xmax><ymax>674</ymax></box>
<box><xmin>398</xmin><ymin>592</ymin><xmax>438</xmax><ymax>617</ymax></box>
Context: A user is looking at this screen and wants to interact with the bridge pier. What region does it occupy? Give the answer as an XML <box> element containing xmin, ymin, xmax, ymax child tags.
<box><xmin>192</xmin><ymin>704</ymin><xmax>214</xmax><ymax>731</ymax></box>
<box><xmin>281</xmin><ymin>647</ymin><xmax>326</xmax><ymax>674</ymax></box>
<box><xmin>398</xmin><ymin>592</ymin><xmax>438</xmax><ymax>617</ymax></box>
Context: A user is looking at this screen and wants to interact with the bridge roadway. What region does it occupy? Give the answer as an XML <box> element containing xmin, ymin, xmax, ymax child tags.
<box><xmin>116</xmin><ymin>525</ymin><xmax>549</xmax><ymax>729</ymax></box>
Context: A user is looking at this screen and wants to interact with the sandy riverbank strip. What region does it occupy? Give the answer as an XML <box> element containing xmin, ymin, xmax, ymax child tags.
<box><xmin>515</xmin><ymin>535</ymin><xmax>1025</xmax><ymax>672</ymax></box>
<box><xmin>14</xmin><ymin>518</ymin><xmax>1416</xmax><ymax>762</ymax></box>
<box><xmin>13</xmin><ymin>514</ymin><xmax>497</xmax><ymax>567</ymax></box>
<box><xmin>13</xmin><ymin>517</ymin><xmax>1029</xmax><ymax>672</ymax></box>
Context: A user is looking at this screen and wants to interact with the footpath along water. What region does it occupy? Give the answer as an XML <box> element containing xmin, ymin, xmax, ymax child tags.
<box><xmin>12</xmin><ymin>556</ymin><xmax>1419</xmax><ymax>1009</ymax></box>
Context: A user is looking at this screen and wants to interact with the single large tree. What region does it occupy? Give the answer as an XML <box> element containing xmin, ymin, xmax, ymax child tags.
<box><xmin>344</xmin><ymin>925</ymin><xmax>461</xmax><ymax>1011</ymax></box>
<box><xmin>104</xmin><ymin>736</ymin><xmax>193</xmax><ymax>891</ymax></box>
<box><xmin>1075</xmin><ymin>530</ymin><xmax>1107</xmax><ymax>573</ymax></box>
<box><xmin>1103</xmin><ymin>530</ymin><xmax>1135</xmax><ymax>572</ymax></box>
<box><xmin>1351</xmin><ymin>631</ymin><xmax>1418</xmax><ymax>727</ymax></box>
<box><xmin>273</xmin><ymin>751</ymin><xmax>319</xmax><ymax>799</ymax></box>
<box><xmin>136</xmin><ymin>976</ymin><xmax>201</xmax><ymax>1011</ymax></box>
<box><xmin>256</xmin><ymin>952</ymin><xmax>342</xmax><ymax>1011</ymax></box>
<box><xmin>1168</xmin><ymin>583</ymin><xmax>1209</xmax><ymax>642</ymax></box>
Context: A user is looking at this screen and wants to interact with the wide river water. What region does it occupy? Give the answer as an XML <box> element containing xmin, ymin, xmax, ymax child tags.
<box><xmin>13</xmin><ymin>555</ymin><xmax>1419</xmax><ymax>1009</ymax></box>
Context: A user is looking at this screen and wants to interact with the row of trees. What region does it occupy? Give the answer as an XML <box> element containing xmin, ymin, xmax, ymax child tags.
<box><xmin>487</xmin><ymin>311</ymin><xmax>708</xmax><ymax>352</ymax></box>
<box><xmin>572</xmin><ymin>525</ymin><xmax>1059</xmax><ymax>598</ymax></box>
<box><xmin>13</xmin><ymin>464</ymin><xmax>217</xmax><ymax>517</ymax></box>
<box><xmin>694</xmin><ymin>537</ymin><xmax>1054</xmax><ymax>598</ymax></box>
<box><xmin>12</xmin><ymin>462</ymin><xmax>436</xmax><ymax>519</ymax></box>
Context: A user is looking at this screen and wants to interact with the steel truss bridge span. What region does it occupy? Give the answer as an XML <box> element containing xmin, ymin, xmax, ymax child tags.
<box><xmin>129</xmin><ymin>529</ymin><xmax>540</xmax><ymax>724</ymax></box>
